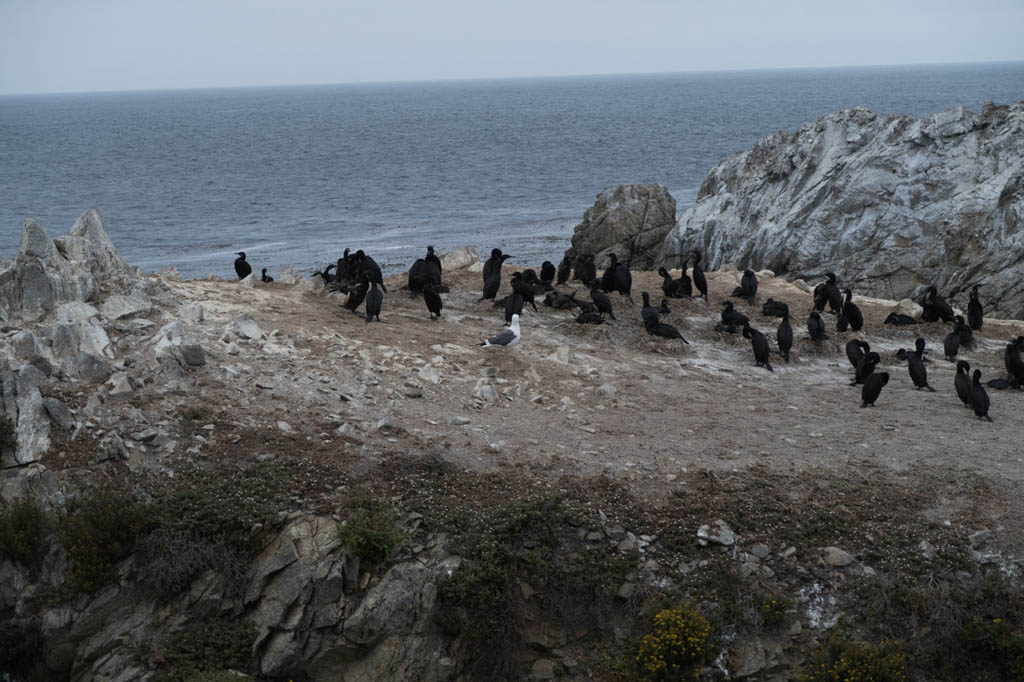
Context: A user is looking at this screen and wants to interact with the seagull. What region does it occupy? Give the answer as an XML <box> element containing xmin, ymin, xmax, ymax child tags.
<box><xmin>480</xmin><ymin>314</ymin><xmax>521</xmax><ymax>349</ymax></box>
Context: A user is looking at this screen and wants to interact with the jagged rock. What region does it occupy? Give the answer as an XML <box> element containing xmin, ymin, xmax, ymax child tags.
<box><xmin>99</xmin><ymin>293</ymin><xmax>152</xmax><ymax>320</ymax></box>
<box><xmin>658</xmin><ymin>103</ymin><xmax>1024</xmax><ymax>316</ymax></box>
<box><xmin>12</xmin><ymin>330</ymin><xmax>44</xmax><ymax>362</ymax></box>
<box><xmin>968</xmin><ymin>529</ymin><xmax>991</xmax><ymax>549</ymax></box>
<box><xmin>42</xmin><ymin>398</ymin><xmax>75</xmax><ymax>432</ymax></box>
<box><xmin>107</xmin><ymin>373</ymin><xmax>133</xmax><ymax>399</ymax></box>
<box><xmin>180</xmin><ymin>302</ymin><xmax>205</xmax><ymax>323</ymax></box>
<box><xmin>529</xmin><ymin>659</ymin><xmax>557</xmax><ymax>680</ymax></box>
<box><xmin>697</xmin><ymin>519</ymin><xmax>736</xmax><ymax>546</ymax></box>
<box><xmin>235</xmin><ymin>315</ymin><xmax>264</xmax><ymax>340</ymax></box>
<box><xmin>474</xmin><ymin>382</ymin><xmax>498</xmax><ymax>403</ymax></box>
<box><xmin>440</xmin><ymin>246</ymin><xmax>479</xmax><ymax>271</ymax></box>
<box><xmin>239</xmin><ymin>273</ymin><xmax>256</xmax><ymax>288</ymax></box>
<box><xmin>563</xmin><ymin>183</ymin><xmax>677</xmax><ymax>270</ymax></box>
<box><xmin>53</xmin><ymin>207</ymin><xmax>130</xmax><ymax>281</ymax></box>
<box><xmin>96</xmin><ymin>433</ymin><xmax>128</xmax><ymax>461</ymax></box>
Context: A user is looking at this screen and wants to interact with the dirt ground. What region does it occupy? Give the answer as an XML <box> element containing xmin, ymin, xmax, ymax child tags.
<box><xmin>48</xmin><ymin>261</ymin><xmax>1024</xmax><ymax>557</ymax></box>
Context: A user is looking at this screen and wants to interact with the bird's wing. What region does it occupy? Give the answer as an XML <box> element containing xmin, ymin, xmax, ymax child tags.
<box><xmin>485</xmin><ymin>329</ymin><xmax>516</xmax><ymax>346</ymax></box>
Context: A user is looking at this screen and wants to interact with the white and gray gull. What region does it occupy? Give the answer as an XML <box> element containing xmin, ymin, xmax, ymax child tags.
<box><xmin>479</xmin><ymin>314</ymin><xmax>521</xmax><ymax>349</ymax></box>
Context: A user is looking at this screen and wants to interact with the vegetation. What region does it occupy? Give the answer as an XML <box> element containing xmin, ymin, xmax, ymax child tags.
<box><xmin>336</xmin><ymin>499</ymin><xmax>403</xmax><ymax>566</ymax></box>
<box><xmin>57</xmin><ymin>488</ymin><xmax>152</xmax><ymax>594</ymax></box>
<box><xmin>0</xmin><ymin>497</ymin><xmax>50</xmax><ymax>566</ymax></box>
<box><xmin>635</xmin><ymin>606</ymin><xmax>712</xmax><ymax>681</ymax></box>
<box><xmin>152</xmin><ymin>619</ymin><xmax>256</xmax><ymax>682</ymax></box>
<box><xmin>797</xmin><ymin>635</ymin><xmax>906</xmax><ymax>682</ymax></box>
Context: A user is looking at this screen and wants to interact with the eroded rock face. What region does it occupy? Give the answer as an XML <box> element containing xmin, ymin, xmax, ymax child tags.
<box><xmin>657</xmin><ymin>103</ymin><xmax>1024</xmax><ymax>316</ymax></box>
<box><xmin>564</xmin><ymin>184</ymin><xmax>677</xmax><ymax>270</ymax></box>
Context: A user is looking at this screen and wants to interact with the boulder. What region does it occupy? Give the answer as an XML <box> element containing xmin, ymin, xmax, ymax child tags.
<box><xmin>235</xmin><ymin>315</ymin><xmax>263</xmax><ymax>340</ymax></box>
<box><xmin>100</xmin><ymin>293</ymin><xmax>152</xmax><ymax>320</ymax></box>
<box><xmin>564</xmin><ymin>184</ymin><xmax>677</xmax><ymax>270</ymax></box>
<box><xmin>440</xmin><ymin>246</ymin><xmax>479</xmax><ymax>271</ymax></box>
<box><xmin>657</xmin><ymin>103</ymin><xmax>1024</xmax><ymax>317</ymax></box>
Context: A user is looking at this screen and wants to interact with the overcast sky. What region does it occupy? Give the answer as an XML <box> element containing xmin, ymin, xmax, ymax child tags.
<box><xmin>2</xmin><ymin>0</ymin><xmax>1023</xmax><ymax>95</ymax></box>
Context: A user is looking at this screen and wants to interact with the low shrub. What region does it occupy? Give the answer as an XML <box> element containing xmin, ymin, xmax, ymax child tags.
<box><xmin>635</xmin><ymin>605</ymin><xmax>713</xmax><ymax>681</ymax></box>
<box><xmin>136</xmin><ymin>529</ymin><xmax>248</xmax><ymax>597</ymax></box>
<box><xmin>0</xmin><ymin>497</ymin><xmax>50</xmax><ymax>566</ymax></box>
<box><xmin>760</xmin><ymin>595</ymin><xmax>789</xmax><ymax>628</ymax></box>
<box><xmin>797</xmin><ymin>635</ymin><xmax>906</xmax><ymax>682</ymax></box>
<box><xmin>336</xmin><ymin>504</ymin><xmax>403</xmax><ymax>566</ymax></box>
<box><xmin>153</xmin><ymin>619</ymin><xmax>256</xmax><ymax>682</ymax></box>
<box><xmin>57</xmin><ymin>488</ymin><xmax>152</xmax><ymax>594</ymax></box>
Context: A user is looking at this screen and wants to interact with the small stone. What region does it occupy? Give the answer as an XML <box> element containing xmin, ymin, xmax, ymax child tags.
<box><xmin>445</xmin><ymin>416</ymin><xmax>470</xmax><ymax>426</ymax></box>
<box><xmin>225</xmin><ymin>342</ymin><xmax>241</xmax><ymax>355</ymax></box>
<box><xmin>821</xmin><ymin>546</ymin><xmax>855</xmax><ymax>567</ymax></box>
<box><xmin>130</xmin><ymin>429</ymin><xmax>159</xmax><ymax>443</ymax></box>
<box><xmin>488</xmin><ymin>441</ymin><xmax>503</xmax><ymax>453</ymax></box>
<box><xmin>604</xmin><ymin>526</ymin><xmax>626</xmax><ymax>540</ymax></box>
<box><xmin>107</xmin><ymin>372</ymin><xmax>133</xmax><ymax>399</ymax></box>
<box><xmin>181</xmin><ymin>343</ymin><xmax>206</xmax><ymax>367</ymax></box>
<box><xmin>234</xmin><ymin>314</ymin><xmax>263</xmax><ymax>340</ymax></box>
<box><xmin>750</xmin><ymin>543</ymin><xmax>771</xmax><ymax>559</ymax></box>
<box><xmin>180</xmin><ymin>303</ymin><xmax>204</xmax><ymax>323</ymax></box>
<box><xmin>475</xmin><ymin>383</ymin><xmax>498</xmax><ymax>402</ymax></box>
<box><xmin>43</xmin><ymin>397</ymin><xmax>75</xmax><ymax>431</ymax></box>
<box><xmin>968</xmin><ymin>529</ymin><xmax>991</xmax><ymax>549</ymax></box>
<box><xmin>596</xmin><ymin>383</ymin><xmax>617</xmax><ymax>397</ymax></box>
<box><xmin>529</xmin><ymin>659</ymin><xmax>557</xmax><ymax>681</ymax></box>
<box><xmin>403</xmin><ymin>386</ymin><xmax>423</xmax><ymax>398</ymax></box>
<box><xmin>417</xmin><ymin>365</ymin><xmax>442</xmax><ymax>384</ymax></box>
<box><xmin>697</xmin><ymin>519</ymin><xmax>736</xmax><ymax>546</ymax></box>
<box><xmin>918</xmin><ymin>540</ymin><xmax>936</xmax><ymax>560</ymax></box>
<box><xmin>277</xmin><ymin>421</ymin><xmax>294</xmax><ymax>433</ymax></box>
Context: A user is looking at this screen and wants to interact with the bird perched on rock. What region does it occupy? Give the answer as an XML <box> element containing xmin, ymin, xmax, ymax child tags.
<box><xmin>822</xmin><ymin>273</ymin><xmax>843</xmax><ymax>314</ymax></box>
<box><xmin>556</xmin><ymin>256</ymin><xmax>572</xmax><ymax>286</ymax></box>
<box><xmin>732</xmin><ymin>269</ymin><xmax>758</xmax><ymax>303</ymax></box>
<box><xmin>720</xmin><ymin>301</ymin><xmax>749</xmax><ymax>330</ymax></box>
<box><xmin>234</xmin><ymin>252</ymin><xmax>252</xmax><ymax>279</ymax></box>
<box><xmin>261</xmin><ymin>268</ymin><xmax>274</xmax><ymax>283</ymax></box>
<box><xmin>480</xmin><ymin>314</ymin><xmax>521</xmax><ymax>349</ymax></box>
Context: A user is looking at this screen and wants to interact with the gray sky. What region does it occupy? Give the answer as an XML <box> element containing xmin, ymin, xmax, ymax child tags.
<box><xmin>2</xmin><ymin>0</ymin><xmax>1022</xmax><ymax>95</ymax></box>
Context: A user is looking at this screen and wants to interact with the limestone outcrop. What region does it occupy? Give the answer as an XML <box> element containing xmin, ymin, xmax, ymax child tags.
<box><xmin>564</xmin><ymin>184</ymin><xmax>677</xmax><ymax>270</ymax></box>
<box><xmin>657</xmin><ymin>102</ymin><xmax>1024</xmax><ymax>316</ymax></box>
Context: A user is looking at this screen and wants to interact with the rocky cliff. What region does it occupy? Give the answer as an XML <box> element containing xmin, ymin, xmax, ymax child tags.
<box><xmin>658</xmin><ymin>102</ymin><xmax>1024</xmax><ymax>316</ymax></box>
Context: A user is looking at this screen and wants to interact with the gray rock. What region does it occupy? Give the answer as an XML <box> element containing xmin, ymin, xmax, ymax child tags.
<box><xmin>564</xmin><ymin>184</ymin><xmax>677</xmax><ymax>270</ymax></box>
<box><xmin>235</xmin><ymin>314</ymin><xmax>263</xmax><ymax>340</ymax></box>
<box><xmin>97</xmin><ymin>433</ymin><xmax>128</xmax><ymax>461</ymax></box>
<box><xmin>445</xmin><ymin>416</ymin><xmax>470</xmax><ymax>425</ymax></box>
<box><xmin>596</xmin><ymin>383</ymin><xmax>617</xmax><ymax>397</ymax></box>
<box><xmin>12</xmin><ymin>330</ymin><xmax>44</xmax><ymax>362</ymax></box>
<box><xmin>43</xmin><ymin>397</ymin><xmax>75</xmax><ymax>431</ymax></box>
<box><xmin>968</xmin><ymin>529</ymin><xmax>991</xmax><ymax>549</ymax></box>
<box><xmin>697</xmin><ymin>519</ymin><xmax>736</xmax><ymax>546</ymax></box>
<box><xmin>107</xmin><ymin>372</ymin><xmax>133</xmax><ymax>399</ymax></box>
<box><xmin>474</xmin><ymin>382</ymin><xmax>498</xmax><ymax>403</ymax></box>
<box><xmin>14</xmin><ymin>383</ymin><xmax>49</xmax><ymax>465</ymax></box>
<box><xmin>99</xmin><ymin>293</ymin><xmax>152</xmax><ymax>320</ymax></box>
<box><xmin>180</xmin><ymin>302</ymin><xmax>205</xmax><ymax>323</ymax></box>
<box><xmin>750</xmin><ymin>543</ymin><xmax>771</xmax><ymax>560</ymax></box>
<box><xmin>439</xmin><ymin>246</ymin><xmax>479</xmax><ymax>270</ymax></box>
<box><xmin>529</xmin><ymin>659</ymin><xmax>557</xmax><ymax>680</ymax></box>
<box><xmin>918</xmin><ymin>540</ymin><xmax>936</xmax><ymax>560</ymax></box>
<box><xmin>658</xmin><ymin>103</ymin><xmax>1024</xmax><ymax>317</ymax></box>
<box><xmin>180</xmin><ymin>343</ymin><xmax>206</xmax><ymax>367</ymax></box>
<box><xmin>822</xmin><ymin>546</ymin><xmax>855</xmax><ymax>567</ymax></box>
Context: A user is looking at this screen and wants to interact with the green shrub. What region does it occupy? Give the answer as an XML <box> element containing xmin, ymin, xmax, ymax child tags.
<box><xmin>797</xmin><ymin>635</ymin><xmax>906</xmax><ymax>682</ymax></box>
<box><xmin>336</xmin><ymin>505</ymin><xmax>403</xmax><ymax>566</ymax></box>
<box><xmin>0</xmin><ymin>497</ymin><xmax>50</xmax><ymax>566</ymax></box>
<box><xmin>57</xmin><ymin>488</ymin><xmax>152</xmax><ymax>594</ymax></box>
<box><xmin>760</xmin><ymin>595</ymin><xmax>788</xmax><ymax>628</ymax></box>
<box><xmin>153</xmin><ymin>620</ymin><xmax>256</xmax><ymax>682</ymax></box>
<box><xmin>0</xmin><ymin>413</ymin><xmax>16</xmax><ymax>452</ymax></box>
<box><xmin>635</xmin><ymin>606</ymin><xmax>712</xmax><ymax>681</ymax></box>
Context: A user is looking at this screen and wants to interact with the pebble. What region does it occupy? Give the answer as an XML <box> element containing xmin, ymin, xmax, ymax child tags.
<box><xmin>277</xmin><ymin>421</ymin><xmax>294</xmax><ymax>433</ymax></box>
<box><xmin>821</xmin><ymin>546</ymin><xmax>855</xmax><ymax>567</ymax></box>
<box><xmin>697</xmin><ymin>519</ymin><xmax>736</xmax><ymax>546</ymax></box>
<box><xmin>445</xmin><ymin>416</ymin><xmax>470</xmax><ymax>426</ymax></box>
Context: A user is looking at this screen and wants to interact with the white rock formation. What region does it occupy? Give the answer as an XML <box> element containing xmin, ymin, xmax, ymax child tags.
<box><xmin>658</xmin><ymin>102</ymin><xmax>1024</xmax><ymax>316</ymax></box>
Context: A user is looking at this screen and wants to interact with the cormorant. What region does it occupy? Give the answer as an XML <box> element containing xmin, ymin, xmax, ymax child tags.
<box><xmin>234</xmin><ymin>252</ymin><xmax>252</xmax><ymax>279</ymax></box>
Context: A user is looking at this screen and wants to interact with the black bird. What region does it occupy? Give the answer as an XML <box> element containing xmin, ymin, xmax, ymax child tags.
<box><xmin>314</xmin><ymin>263</ymin><xmax>337</xmax><ymax>284</ymax></box>
<box><xmin>954</xmin><ymin>360</ymin><xmax>972</xmax><ymax>407</ymax></box>
<box><xmin>732</xmin><ymin>269</ymin><xmax>758</xmax><ymax>303</ymax></box>
<box><xmin>482</xmin><ymin>248</ymin><xmax>507</xmax><ymax>283</ymax></box>
<box><xmin>1005</xmin><ymin>337</ymin><xmax>1024</xmax><ymax>388</ymax></box>
<box><xmin>743</xmin><ymin>323</ymin><xmax>773</xmax><ymax>371</ymax></box>
<box><xmin>601</xmin><ymin>253</ymin><xmax>633</xmax><ymax>302</ymax></box>
<box><xmin>921</xmin><ymin>286</ymin><xmax>954</xmax><ymax>323</ymax></box>
<box><xmin>943</xmin><ymin>328</ymin><xmax>961</xmax><ymax>362</ymax></box>
<box><xmin>540</xmin><ymin>261</ymin><xmax>556</xmax><ymax>284</ymax></box>
<box><xmin>843</xmin><ymin>289</ymin><xmax>864</xmax><ymax>331</ymax></box>
<box><xmin>574</xmin><ymin>253</ymin><xmax>597</xmax><ymax>288</ymax></box>
<box><xmin>556</xmin><ymin>256</ymin><xmax>572</xmax><ymax>286</ymax></box>
<box><xmin>336</xmin><ymin>248</ymin><xmax>357</xmax><ymax>283</ymax></box>
<box><xmin>504</xmin><ymin>293</ymin><xmax>524</xmax><ymax>326</ymax></box>
<box><xmin>423</xmin><ymin>281</ymin><xmax>443</xmax><ymax>320</ymax></box>
<box><xmin>234</xmin><ymin>252</ymin><xmax>252</xmax><ymax>279</ymax></box>
<box><xmin>953</xmin><ymin>315</ymin><xmax>974</xmax><ymax>349</ymax></box>
<box><xmin>365</xmin><ymin>281</ymin><xmax>383</xmax><ymax>323</ymax></box>
<box><xmin>481</xmin><ymin>268</ymin><xmax>502</xmax><ymax>302</ymax></box>
<box><xmin>721</xmin><ymin>301</ymin><xmax>750</xmax><ymax>329</ymax></box>
<box><xmin>884</xmin><ymin>312</ymin><xmax>918</xmax><ymax>326</ymax></box>
<box><xmin>343</xmin><ymin>279</ymin><xmax>368</xmax><ymax>314</ymax></box>
<box><xmin>845</xmin><ymin>339</ymin><xmax>870</xmax><ymax>370</ymax></box>
<box><xmin>691</xmin><ymin>251</ymin><xmax>708</xmax><ymax>302</ymax></box>
<box><xmin>852</xmin><ymin>351</ymin><xmax>881</xmax><ymax>386</ymax></box>
<box><xmin>576</xmin><ymin>312</ymin><xmax>605</xmax><ymax>324</ymax></box>
<box><xmin>762</xmin><ymin>298</ymin><xmax>788</xmax><ymax>318</ymax></box>
<box><xmin>836</xmin><ymin>309</ymin><xmax>849</xmax><ymax>332</ymax></box>
<box><xmin>861</xmin><ymin>372</ymin><xmax>889</xmax><ymax>407</ymax></box>
<box><xmin>776</xmin><ymin>303</ymin><xmax>793</xmax><ymax>363</ymax></box>
<box><xmin>590</xmin><ymin>282</ymin><xmax>615</xmax><ymax>319</ymax></box>
<box><xmin>823</xmin><ymin>273</ymin><xmax>843</xmax><ymax>314</ymax></box>
<box><xmin>408</xmin><ymin>258</ymin><xmax>428</xmax><ymax>296</ymax></box>
<box><xmin>545</xmin><ymin>290</ymin><xmax>578</xmax><ymax>309</ymax></box>
<box><xmin>424</xmin><ymin>246</ymin><xmax>442</xmax><ymax>283</ymax></box>
<box><xmin>970</xmin><ymin>369</ymin><xmax>993</xmax><ymax>421</ymax></box>
<box><xmin>261</xmin><ymin>268</ymin><xmax>274</xmax><ymax>283</ymax></box>
<box><xmin>641</xmin><ymin>292</ymin><xmax>661</xmax><ymax>325</ymax></box>
<box><xmin>813</xmin><ymin>282</ymin><xmax>829</xmax><ymax>312</ymax></box>
<box><xmin>967</xmin><ymin>285</ymin><xmax>984</xmax><ymax>331</ymax></box>
<box><xmin>644</xmin><ymin>317</ymin><xmax>689</xmax><ymax>343</ymax></box>
<box><xmin>988</xmin><ymin>377</ymin><xmax>1012</xmax><ymax>390</ymax></box>
<box><xmin>908</xmin><ymin>338</ymin><xmax>935</xmax><ymax>391</ymax></box>
<box><xmin>659</xmin><ymin>298</ymin><xmax>671</xmax><ymax>315</ymax></box>
<box><xmin>807</xmin><ymin>311</ymin><xmax>827</xmax><ymax>347</ymax></box>
<box><xmin>658</xmin><ymin>267</ymin><xmax>685</xmax><ymax>298</ymax></box>
<box><xmin>355</xmin><ymin>250</ymin><xmax>387</xmax><ymax>292</ymax></box>
<box><xmin>510</xmin><ymin>272</ymin><xmax>539</xmax><ymax>312</ymax></box>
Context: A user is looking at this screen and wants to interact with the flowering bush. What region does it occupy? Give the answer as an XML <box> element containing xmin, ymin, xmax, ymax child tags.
<box><xmin>797</xmin><ymin>635</ymin><xmax>906</xmax><ymax>682</ymax></box>
<box><xmin>635</xmin><ymin>606</ymin><xmax>712</xmax><ymax>680</ymax></box>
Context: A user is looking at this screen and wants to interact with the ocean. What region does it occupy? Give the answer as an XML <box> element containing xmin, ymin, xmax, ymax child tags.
<box><xmin>1</xmin><ymin>62</ymin><xmax>1022</xmax><ymax>279</ymax></box>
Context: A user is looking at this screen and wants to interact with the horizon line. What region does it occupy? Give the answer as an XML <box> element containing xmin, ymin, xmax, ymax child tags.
<box><xmin>2</xmin><ymin>58</ymin><xmax>1022</xmax><ymax>98</ymax></box>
